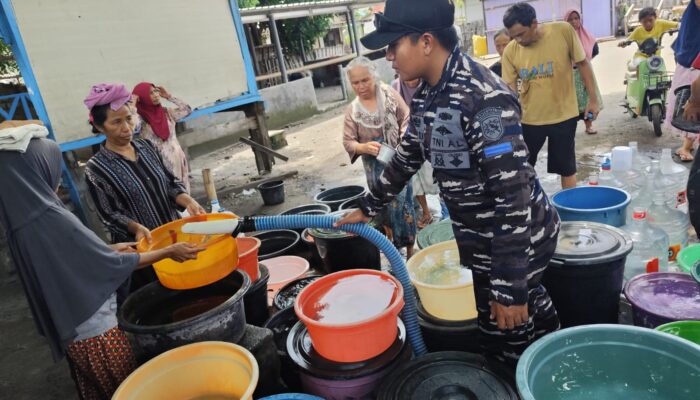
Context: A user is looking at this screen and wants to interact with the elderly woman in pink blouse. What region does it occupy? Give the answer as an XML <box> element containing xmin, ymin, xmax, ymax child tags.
<box><xmin>342</xmin><ymin>57</ymin><xmax>417</xmax><ymax>258</ymax></box>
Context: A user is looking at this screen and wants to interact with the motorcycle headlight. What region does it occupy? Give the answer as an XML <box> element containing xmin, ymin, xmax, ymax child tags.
<box><xmin>648</xmin><ymin>56</ymin><xmax>663</xmax><ymax>72</ymax></box>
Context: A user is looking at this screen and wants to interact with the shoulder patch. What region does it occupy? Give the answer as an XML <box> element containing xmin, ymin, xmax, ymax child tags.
<box><xmin>475</xmin><ymin>107</ymin><xmax>504</xmax><ymax>142</ymax></box>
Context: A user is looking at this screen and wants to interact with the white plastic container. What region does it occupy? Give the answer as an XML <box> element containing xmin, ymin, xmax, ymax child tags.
<box><xmin>647</xmin><ymin>193</ymin><xmax>690</xmax><ymax>262</ymax></box>
<box><xmin>659</xmin><ymin>148</ymin><xmax>689</xmax><ymax>211</ymax></box>
<box><xmin>622</xmin><ymin>208</ymin><xmax>670</xmax><ymax>280</ymax></box>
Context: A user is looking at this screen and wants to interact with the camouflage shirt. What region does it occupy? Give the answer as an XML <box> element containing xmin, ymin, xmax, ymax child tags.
<box><xmin>361</xmin><ymin>47</ymin><xmax>560</xmax><ymax>306</ymax></box>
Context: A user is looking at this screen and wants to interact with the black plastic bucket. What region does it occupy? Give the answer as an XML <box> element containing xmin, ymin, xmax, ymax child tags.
<box><xmin>308</xmin><ymin>227</ymin><xmax>380</xmax><ymax>273</ymax></box>
<box><xmin>339</xmin><ymin>198</ymin><xmax>359</xmax><ymax>211</ymax></box>
<box><xmin>243</xmin><ymin>263</ymin><xmax>270</xmax><ymax>327</ymax></box>
<box><xmin>300</xmin><ymin>228</ymin><xmax>323</xmax><ymax>270</ymax></box>
<box><xmin>263</xmin><ymin>306</ymin><xmax>302</xmax><ymax>392</ymax></box>
<box><xmin>542</xmin><ymin>221</ymin><xmax>633</xmax><ymax>328</ymax></box>
<box><xmin>252</xmin><ymin>230</ymin><xmax>301</xmax><ymax>261</ymax></box>
<box><xmin>288</xmin><ymin>319</ymin><xmax>411</xmax><ymax>399</ymax></box>
<box><xmin>259</xmin><ymin>180</ymin><xmax>286</xmax><ymax>206</ymax></box>
<box><xmin>280</xmin><ymin>204</ymin><xmax>332</xmax><ymax>216</ymax></box>
<box><xmin>417</xmin><ymin>301</ymin><xmax>480</xmax><ymax>354</ymax></box>
<box><xmin>314</xmin><ymin>185</ymin><xmax>366</xmax><ymax>211</ymax></box>
<box><xmin>377</xmin><ymin>352</ymin><xmax>518</xmax><ymax>400</ymax></box>
<box><xmin>273</xmin><ymin>275</ymin><xmax>323</xmax><ymax>311</ymax></box>
<box><xmin>118</xmin><ymin>269</ymin><xmax>250</xmax><ymax>362</ymax></box>
<box><xmin>672</xmin><ymin>85</ymin><xmax>700</xmax><ymax>133</ymax></box>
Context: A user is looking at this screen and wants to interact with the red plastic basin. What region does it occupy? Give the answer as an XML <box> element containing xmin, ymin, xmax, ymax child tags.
<box><xmin>236</xmin><ymin>237</ymin><xmax>261</xmax><ymax>281</ymax></box>
<box><xmin>294</xmin><ymin>269</ymin><xmax>404</xmax><ymax>363</ymax></box>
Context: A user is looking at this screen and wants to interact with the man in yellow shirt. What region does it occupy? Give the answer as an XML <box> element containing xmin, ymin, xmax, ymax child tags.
<box><xmin>501</xmin><ymin>3</ymin><xmax>599</xmax><ymax>189</ymax></box>
<box><xmin>619</xmin><ymin>7</ymin><xmax>679</xmax><ymax>60</ymax></box>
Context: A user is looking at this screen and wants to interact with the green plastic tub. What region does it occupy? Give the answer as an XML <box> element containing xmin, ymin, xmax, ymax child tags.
<box><xmin>516</xmin><ymin>324</ymin><xmax>700</xmax><ymax>400</ymax></box>
<box><xmin>676</xmin><ymin>244</ymin><xmax>700</xmax><ymax>273</ymax></box>
<box><xmin>656</xmin><ymin>321</ymin><xmax>700</xmax><ymax>345</ymax></box>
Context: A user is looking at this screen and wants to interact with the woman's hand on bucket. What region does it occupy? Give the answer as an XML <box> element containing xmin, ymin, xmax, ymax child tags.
<box><xmin>490</xmin><ymin>302</ymin><xmax>529</xmax><ymax>331</ymax></box>
<box><xmin>334</xmin><ymin>209</ymin><xmax>370</xmax><ymax>227</ymax></box>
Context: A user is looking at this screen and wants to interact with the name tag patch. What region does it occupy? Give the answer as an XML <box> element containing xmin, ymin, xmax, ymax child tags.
<box><xmin>431</xmin><ymin>107</ymin><xmax>470</xmax><ymax>170</ymax></box>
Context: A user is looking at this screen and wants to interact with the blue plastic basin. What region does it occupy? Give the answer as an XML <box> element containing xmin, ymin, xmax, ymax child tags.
<box><xmin>516</xmin><ymin>324</ymin><xmax>700</xmax><ymax>400</ymax></box>
<box><xmin>552</xmin><ymin>186</ymin><xmax>631</xmax><ymax>227</ymax></box>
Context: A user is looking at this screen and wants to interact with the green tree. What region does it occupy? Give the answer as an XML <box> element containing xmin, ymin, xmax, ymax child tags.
<box><xmin>0</xmin><ymin>38</ymin><xmax>18</xmax><ymax>76</ymax></box>
<box><xmin>238</xmin><ymin>0</ymin><xmax>332</xmax><ymax>57</ymax></box>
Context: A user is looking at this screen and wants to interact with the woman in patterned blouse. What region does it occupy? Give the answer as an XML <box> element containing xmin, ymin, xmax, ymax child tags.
<box><xmin>83</xmin><ymin>83</ymin><xmax>205</xmax><ymax>296</ymax></box>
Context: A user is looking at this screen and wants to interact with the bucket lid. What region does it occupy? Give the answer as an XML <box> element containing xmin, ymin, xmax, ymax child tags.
<box><xmin>286</xmin><ymin>319</ymin><xmax>407</xmax><ymax>379</ymax></box>
<box><xmin>624</xmin><ymin>272</ymin><xmax>700</xmax><ymax>321</ymax></box>
<box><xmin>376</xmin><ymin>351</ymin><xmax>518</xmax><ymax>400</ymax></box>
<box><xmin>417</xmin><ymin>219</ymin><xmax>454</xmax><ymax>249</ymax></box>
<box><xmin>553</xmin><ymin>222</ymin><xmax>633</xmax><ymax>266</ymax></box>
<box><xmin>309</xmin><ymin>209</ymin><xmax>384</xmax><ymax>239</ymax></box>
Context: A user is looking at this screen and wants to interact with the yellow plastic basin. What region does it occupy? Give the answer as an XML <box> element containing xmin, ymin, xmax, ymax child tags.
<box><xmin>112</xmin><ymin>341</ymin><xmax>258</xmax><ymax>400</ymax></box>
<box><xmin>137</xmin><ymin>213</ymin><xmax>239</xmax><ymax>290</ymax></box>
<box><xmin>406</xmin><ymin>240</ymin><xmax>477</xmax><ymax>321</ymax></box>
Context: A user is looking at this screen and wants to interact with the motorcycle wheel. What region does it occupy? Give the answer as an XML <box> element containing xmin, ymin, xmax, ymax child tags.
<box><xmin>651</xmin><ymin>104</ymin><xmax>663</xmax><ymax>137</ymax></box>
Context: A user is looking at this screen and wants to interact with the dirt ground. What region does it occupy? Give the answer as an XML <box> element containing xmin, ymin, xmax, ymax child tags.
<box><xmin>0</xmin><ymin>41</ymin><xmax>692</xmax><ymax>399</ymax></box>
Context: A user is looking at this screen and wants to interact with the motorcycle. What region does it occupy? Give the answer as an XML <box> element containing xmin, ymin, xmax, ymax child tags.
<box><xmin>621</xmin><ymin>30</ymin><xmax>677</xmax><ymax>137</ymax></box>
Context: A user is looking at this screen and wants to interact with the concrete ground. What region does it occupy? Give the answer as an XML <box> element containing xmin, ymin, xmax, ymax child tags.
<box><xmin>0</xmin><ymin>40</ymin><xmax>691</xmax><ymax>399</ymax></box>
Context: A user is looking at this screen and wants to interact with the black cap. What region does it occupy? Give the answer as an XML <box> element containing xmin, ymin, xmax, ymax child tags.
<box><xmin>361</xmin><ymin>0</ymin><xmax>455</xmax><ymax>50</ymax></box>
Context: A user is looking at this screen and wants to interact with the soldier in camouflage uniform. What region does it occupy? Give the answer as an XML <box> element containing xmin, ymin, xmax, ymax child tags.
<box><xmin>338</xmin><ymin>0</ymin><xmax>561</xmax><ymax>364</ymax></box>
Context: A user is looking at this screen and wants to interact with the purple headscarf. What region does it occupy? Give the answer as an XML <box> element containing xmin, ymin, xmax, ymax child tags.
<box><xmin>83</xmin><ymin>83</ymin><xmax>131</xmax><ymax>111</ymax></box>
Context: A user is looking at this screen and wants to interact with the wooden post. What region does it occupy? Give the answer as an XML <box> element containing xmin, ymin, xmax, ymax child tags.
<box><xmin>243</xmin><ymin>101</ymin><xmax>274</xmax><ymax>175</ymax></box>
<box><xmin>202</xmin><ymin>169</ymin><xmax>218</xmax><ymax>204</ymax></box>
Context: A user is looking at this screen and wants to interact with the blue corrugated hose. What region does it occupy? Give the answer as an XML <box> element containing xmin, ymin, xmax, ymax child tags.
<box><xmin>252</xmin><ymin>215</ymin><xmax>428</xmax><ymax>356</ymax></box>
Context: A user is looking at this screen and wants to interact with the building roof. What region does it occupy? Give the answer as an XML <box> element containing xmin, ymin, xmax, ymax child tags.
<box><xmin>240</xmin><ymin>0</ymin><xmax>383</xmax><ymax>23</ymax></box>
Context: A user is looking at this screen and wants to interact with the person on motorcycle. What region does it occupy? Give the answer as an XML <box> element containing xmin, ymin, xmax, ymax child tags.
<box><xmin>619</xmin><ymin>7</ymin><xmax>679</xmax><ymax>68</ymax></box>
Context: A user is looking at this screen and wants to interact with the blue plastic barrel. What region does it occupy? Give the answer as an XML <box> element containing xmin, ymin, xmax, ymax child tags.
<box><xmin>551</xmin><ymin>186</ymin><xmax>630</xmax><ymax>227</ymax></box>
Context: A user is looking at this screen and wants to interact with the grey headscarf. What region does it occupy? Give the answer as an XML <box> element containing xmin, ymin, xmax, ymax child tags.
<box><xmin>0</xmin><ymin>138</ymin><xmax>138</xmax><ymax>361</ymax></box>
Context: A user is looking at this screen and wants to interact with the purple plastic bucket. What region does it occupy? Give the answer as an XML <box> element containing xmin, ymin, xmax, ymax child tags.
<box><xmin>624</xmin><ymin>272</ymin><xmax>700</xmax><ymax>328</ymax></box>
<box><xmin>287</xmin><ymin>319</ymin><xmax>411</xmax><ymax>400</ymax></box>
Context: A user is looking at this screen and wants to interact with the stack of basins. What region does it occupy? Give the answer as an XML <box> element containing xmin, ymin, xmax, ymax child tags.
<box><xmin>286</xmin><ymin>269</ymin><xmax>410</xmax><ymax>399</ymax></box>
<box><xmin>119</xmin><ymin>214</ymin><xmax>284</xmax><ymax>397</ymax></box>
<box><xmin>406</xmin><ymin>240</ymin><xmax>480</xmax><ymax>353</ymax></box>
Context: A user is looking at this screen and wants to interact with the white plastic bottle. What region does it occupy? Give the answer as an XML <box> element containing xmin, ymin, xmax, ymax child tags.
<box><xmin>659</xmin><ymin>148</ymin><xmax>689</xmax><ymax>211</ymax></box>
<box><xmin>622</xmin><ymin>208</ymin><xmax>670</xmax><ymax>280</ymax></box>
<box><xmin>647</xmin><ymin>192</ymin><xmax>690</xmax><ymax>263</ymax></box>
<box><xmin>650</xmin><ymin>159</ymin><xmax>679</xmax><ymax>209</ymax></box>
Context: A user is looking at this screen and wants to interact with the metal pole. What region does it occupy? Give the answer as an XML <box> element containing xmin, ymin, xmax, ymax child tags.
<box><xmin>346</xmin><ymin>10</ymin><xmax>357</xmax><ymax>54</ymax></box>
<box><xmin>268</xmin><ymin>14</ymin><xmax>288</xmax><ymax>83</ymax></box>
<box><xmin>348</xmin><ymin>7</ymin><xmax>362</xmax><ymax>56</ymax></box>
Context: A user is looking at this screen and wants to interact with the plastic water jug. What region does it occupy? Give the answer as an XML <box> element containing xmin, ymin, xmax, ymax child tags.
<box><xmin>622</xmin><ymin>208</ymin><xmax>670</xmax><ymax>280</ymax></box>
<box><xmin>660</xmin><ymin>148</ymin><xmax>689</xmax><ymax>211</ymax></box>
<box><xmin>598</xmin><ymin>158</ymin><xmax>626</xmax><ymax>189</ymax></box>
<box><xmin>628</xmin><ymin>141</ymin><xmax>651</xmax><ymax>171</ymax></box>
<box><xmin>647</xmin><ymin>193</ymin><xmax>690</xmax><ymax>262</ymax></box>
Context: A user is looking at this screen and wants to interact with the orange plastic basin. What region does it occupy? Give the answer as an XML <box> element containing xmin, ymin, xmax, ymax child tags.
<box><xmin>112</xmin><ymin>341</ymin><xmax>258</xmax><ymax>400</ymax></box>
<box><xmin>236</xmin><ymin>237</ymin><xmax>261</xmax><ymax>282</ymax></box>
<box><xmin>137</xmin><ymin>213</ymin><xmax>239</xmax><ymax>290</ymax></box>
<box><xmin>294</xmin><ymin>269</ymin><xmax>404</xmax><ymax>363</ymax></box>
<box><xmin>265</xmin><ymin>256</ymin><xmax>310</xmax><ymax>307</ymax></box>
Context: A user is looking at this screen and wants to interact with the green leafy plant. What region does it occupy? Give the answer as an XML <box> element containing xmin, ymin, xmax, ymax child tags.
<box><xmin>238</xmin><ymin>0</ymin><xmax>332</xmax><ymax>57</ymax></box>
<box><xmin>0</xmin><ymin>38</ymin><xmax>18</xmax><ymax>76</ymax></box>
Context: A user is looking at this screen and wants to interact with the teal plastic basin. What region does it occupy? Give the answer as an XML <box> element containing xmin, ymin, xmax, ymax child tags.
<box><xmin>516</xmin><ymin>324</ymin><xmax>700</xmax><ymax>400</ymax></box>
